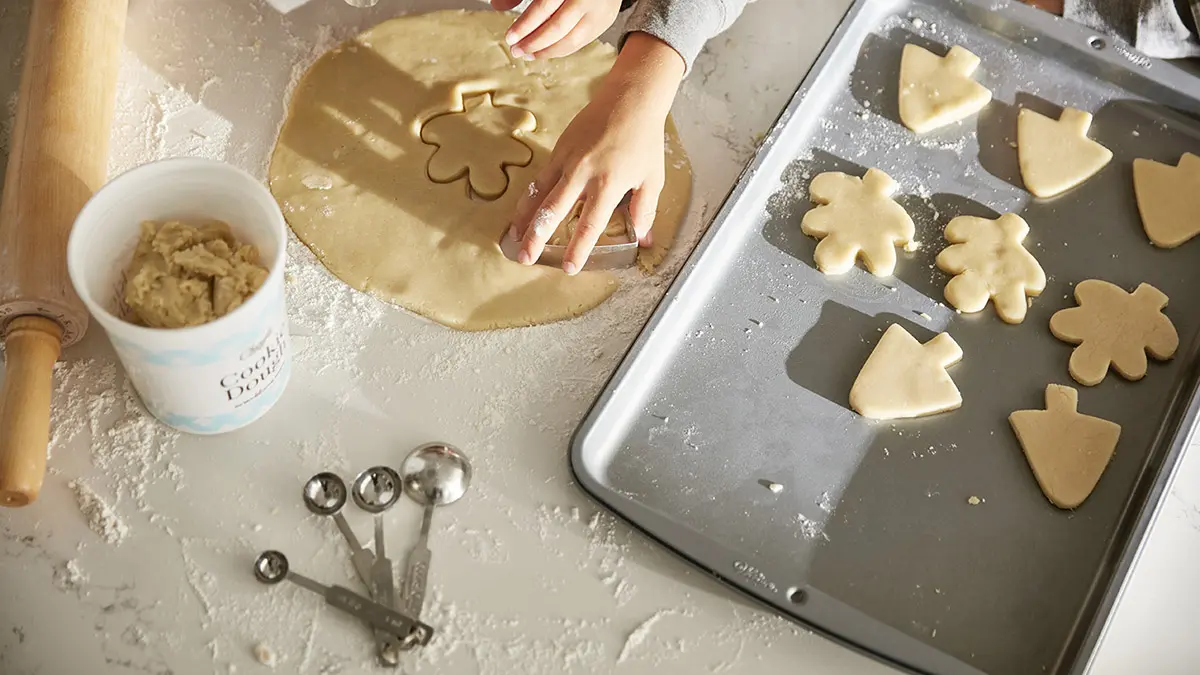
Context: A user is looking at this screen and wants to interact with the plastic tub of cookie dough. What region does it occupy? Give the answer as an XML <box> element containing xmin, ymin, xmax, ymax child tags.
<box><xmin>68</xmin><ymin>158</ymin><xmax>291</xmax><ymax>434</ymax></box>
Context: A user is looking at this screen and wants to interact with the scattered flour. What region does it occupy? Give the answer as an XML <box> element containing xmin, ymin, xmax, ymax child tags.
<box><xmin>816</xmin><ymin>491</ymin><xmax>835</xmax><ymax>513</ymax></box>
<box><xmin>53</xmin><ymin>559</ymin><xmax>89</xmax><ymax>592</ymax></box>
<box><xmin>616</xmin><ymin>610</ymin><xmax>675</xmax><ymax>664</ymax></box>
<box><xmin>794</xmin><ymin>512</ymin><xmax>828</xmax><ymax>541</ymax></box>
<box><xmin>69</xmin><ymin>479</ymin><xmax>129</xmax><ymax>546</ymax></box>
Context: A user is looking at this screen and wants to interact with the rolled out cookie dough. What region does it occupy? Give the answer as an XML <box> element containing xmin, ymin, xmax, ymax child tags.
<box><xmin>269</xmin><ymin>10</ymin><xmax>692</xmax><ymax>331</ymax></box>
<box><xmin>1009</xmin><ymin>384</ymin><xmax>1121</xmax><ymax>509</ymax></box>
<box><xmin>1017</xmin><ymin>107</ymin><xmax>1112</xmax><ymax>198</ymax></box>
<box><xmin>123</xmin><ymin>220</ymin><xmax>269</xmax><ymax>329</ymax></box>
<box><xmin>935</xmin><ymin>213</ymin><xmax>1045</xmax><ymax>324</ymax></box>
<box><xmin>1048</xmin><ymin>280</ymin><xmax>1178</xmax><ymax>386</ymax></box>
<box><xmin>1133</xmin><ymin>153</ymin><xmax>1200</xmax><ymax>248</ymax></box>
<box><xmin>800</xmin><ymin>168</ymin><xmax>915</xmax><ymax>277</ymax></box>
<box><xmin>849</xmin><ymin>323</ymin><xmax>963</xmax><ymax>420</ymax></box>
<box><xmin>898</xmin><ymin>44</ymin><xmax>992</xmax><ymax>134</ymax></box>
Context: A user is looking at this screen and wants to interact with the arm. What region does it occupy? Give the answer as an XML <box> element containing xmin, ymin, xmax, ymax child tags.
<box><xmin>507</xmin><ymin>0</ymin><xmax>753</xmax><ymax>273</ymax></box>
<box><xmin>621</xmin><ymin>0</ymin><xmax>751</xmax><ymax>74</ymax></box>
<box><xmin>509</xmin><ymin>32</ymin><xmax>684</xmax><ymax>273</ymax></box>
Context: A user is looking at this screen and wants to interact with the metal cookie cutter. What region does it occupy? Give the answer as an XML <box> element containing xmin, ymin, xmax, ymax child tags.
<box><xmin>500</xmin><ymin>199</ymin><xmax>641</xmax><ymax>271</ymax></box>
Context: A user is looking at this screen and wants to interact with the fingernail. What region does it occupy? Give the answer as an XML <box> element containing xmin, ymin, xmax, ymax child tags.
<box><xmin>521</xmin><ymin>53</ymin><xmax>535</xmax><ymax>61</ymax></box>
<box><xmin>508</xmin><ymin>224</ymin><xmax>519</xmax><ymax>241</ymax></box>
<box><xmin>643</xmin><ymin>231</ymin><xmax>655</xmax><ymax>248</ymax></box>
<box><xmin>505</xmin><ymin>31</ymin><xmax>518</xmax><ymax>45</ymax></box>
<box><xmin>564</xmin><ymin>262</ymin><xmax>579</xmax><ymax>275</ymax></box>
<box><xmin>510</xmin><ymin>45</ymin><xmax>525</xmax><ymax>58</ymax></box>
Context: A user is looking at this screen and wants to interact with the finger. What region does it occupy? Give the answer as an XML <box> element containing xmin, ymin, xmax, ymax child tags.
<box><xmin>509</xmin><ymin>167</ymin><xmax>560</xmax><ymax>241</ymax></box>
<box><xmin>505</xmin><ymin>0</ymin><xmax>566</xmax><ymax>56</ymax></box>
<box><xmin>527</xmin><ymin>22</ymin><xmax>594</xmax><ymax>59</ymax></box>
<box><xmin>562</xmin><ymin>185</ymin><xmax>627</xmax><ymax>275</ymax></box>
<box><xmin>519</xmin><ymin>174</ymin><xmax>586</xmax><ymax>265</ymax></box>
<box><xmin>513</xmin><ymin>5</ymin><xmax>584</xmax><ymax>58</ymax></box>
<box><xmin>629</xmin><ymin>174</ymin><xmax>663</xmax><ymax>248</ymax></box>
<box><xmin>490</xmin><ymin>0</ymin><xmax>522</xmax><ymax>10</ymax></box>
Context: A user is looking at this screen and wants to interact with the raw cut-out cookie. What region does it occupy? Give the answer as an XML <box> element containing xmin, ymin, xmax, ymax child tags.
<box><xmin>935</xmin><ymin>213</ymin><xmax>1046</xmax><ymax>323</ymax></box>
<box><xmin>1009</xmin><ymin>384</ymin><xmax>1121</xmax><ymax>509</ymax></box>
<box><xmin>1133</xmin><ymin>153</ymin><xmax>1200</xmax><ymax>248</ymax></box>
<box><xmin>420</xmin><ymin>91</ymin><xmax>537</xmax><ymax>199</ymax></box>
<box><xmin>801</xmin><ymin>168</ymin><xmax>916</xmax><ymax>277</ymax></box>
<box><xmin>849</xmin><ymin>324</ymin><xmax>963</xmax><ymax>420</ymax></box>
<box><xmin>1049</xmin><ymin>280</ymin><xmax>1178</xmax><ymax>386</ymax></box>
<box><xmin>1017</xmin><ymin>107</ymin><xmax>1113</xmax><ymax>198</ymax></box>
<box><xmin>898</xmin><ymin>44</ymin><xmax>993</xmax><ymax>134</ymax></box>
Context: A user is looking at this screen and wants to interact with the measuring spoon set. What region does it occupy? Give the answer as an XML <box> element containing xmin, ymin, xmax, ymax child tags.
<box><xmin>254</xmin><ymin>442</ymin><xmax>472</xmax><ymax>666</ymax></box>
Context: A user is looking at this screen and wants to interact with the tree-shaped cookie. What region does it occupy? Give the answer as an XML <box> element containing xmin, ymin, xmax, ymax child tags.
<box><xmin>935</xmin><ymin>213</ymin><xmax>1046</xmax><ymax>324</ymax></box>
<box><xmin>801</xmin><ymin>168</ymin><xmax>915</xmax><ymax>277</ymax></box>
<box><xmin>1017</xmin><ymin>107</ymin><xmax>1113</xmax><ymax>198</ymax></box>
<box><xmin>420</xmin><ymin>92</ymin><xmax>536</xmax><ymax>199</ymax></box>
<box><xmin>898</xmin><ymin>44</ymin><xmax>993</xmax><ymax>134</ymax></box>
<box><xmin>1133</xmin><ymin>153</ymin><xmax>1200</xmax><ymax>248</ymax></box>
<box><xmin>1009</xmin><ymin>384</ymin><xmax>1121</xmax><ymax>509</ymax></box>
<box><xmin>849</xmin><ymin>324</ymin><xmax>963</xmax><ymax>420</ymax></box>
<box><xmin>1049</xmin><ymin>280</ymin><xmax>1178</xmax><ymax>386</ymax></box>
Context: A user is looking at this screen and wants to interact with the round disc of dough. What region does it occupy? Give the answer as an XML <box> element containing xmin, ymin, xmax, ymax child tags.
<box><xmin>269</xmin><ymin>10</ymin><xmax>693</xmax><ymax>331</ymax></box>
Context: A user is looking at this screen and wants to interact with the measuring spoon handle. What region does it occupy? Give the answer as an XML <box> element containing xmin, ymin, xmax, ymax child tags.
<box><xmin>324</xmin><ymin>584</ymin><xmax>433</xmax><ymax>645</ymax></box>
<box><xmin>333</xmin><ymin>512</ymin><xmax>367</xmax><ymax>552</ymax></box>
<box><xmin>401</xmin><ymin>545</ymin><xmax>431</xmax><ymax>618</ymax></box>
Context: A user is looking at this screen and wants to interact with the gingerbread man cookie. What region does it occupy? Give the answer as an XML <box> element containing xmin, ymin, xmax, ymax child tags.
<box><xmin>1049</xmin><ymin>280</ymin><xmax>1178</xmax><ymax>386</ymax></box>
<box><xmin>801</xmin><ymin>168</ymin><xmax>916</xmax><ymax>277</ymax></box>
<box><xmin>935</xmin><ymin>213</ymin><xmax>1045</xmax><ymax>324</ymax></box>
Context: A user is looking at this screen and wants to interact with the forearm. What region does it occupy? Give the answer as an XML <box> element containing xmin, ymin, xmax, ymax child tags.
<box><xmin>620</xmin><ymin>0</ymin><xmax>750</xmax><ymax>74</ymax></box>
<box><xmin>598</xmin><ymin>32</ymin><xmax>684</xmax><ymax>120</ymax></box>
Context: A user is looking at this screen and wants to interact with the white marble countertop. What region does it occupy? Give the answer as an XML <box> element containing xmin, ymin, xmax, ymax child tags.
<box><xmin>1</xmin><ymin>1</ymin><xmax>1197</xmax><ymax>673</ymax></box>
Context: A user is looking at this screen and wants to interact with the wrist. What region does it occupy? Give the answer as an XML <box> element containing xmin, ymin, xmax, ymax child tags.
<box><xmin>599</xmin><ymin>32</ymin><xmax>684</xmax><ymax>118</ymax></box>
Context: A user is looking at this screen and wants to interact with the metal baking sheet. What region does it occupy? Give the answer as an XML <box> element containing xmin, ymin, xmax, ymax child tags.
<box><xmin>570</xmin><ymin>1</ymin><xmax>1200</xmax><ymax>674</ymax></box>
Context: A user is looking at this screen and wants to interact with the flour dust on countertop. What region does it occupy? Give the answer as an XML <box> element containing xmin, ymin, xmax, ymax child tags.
<box><xmin>0</xmin><ymin>2</ymin><xmax>850</xmax><ymax>673</ymax></box>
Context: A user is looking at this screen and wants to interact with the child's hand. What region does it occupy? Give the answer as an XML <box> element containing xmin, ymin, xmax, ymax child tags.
<box><xmin>508</xmin><ymin>33</ymin><xmax>685</xmax><ymax>274</ymax></box>
<box><xmin>489</xmin><ymin>0</ymin><xmax>624</xmax><ymax>60</ymax></box>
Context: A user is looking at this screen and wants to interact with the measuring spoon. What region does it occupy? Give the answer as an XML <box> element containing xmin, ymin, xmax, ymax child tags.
<box><xmin>253</xmin><ymin>550</ymin><xmax>432</xmax><ymax>646</ymax></box>
<box><xmin>397</xmin><ymin>442</ymin><xmax>472</xmax><ymax>648</ymax></box>
<box><xmin>351</xmin><ymin>466</ymin><xmax>404</xmax><ymax>663</ymax></box>
<box><xmin>302</xmin><ymin>472</ymin><xmax>375</xmax><ymax>587</ymax></box>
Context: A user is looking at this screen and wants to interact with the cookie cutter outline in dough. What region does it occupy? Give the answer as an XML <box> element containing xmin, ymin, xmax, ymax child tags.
<box><xmin>417</xmin><ymin>89</ymin><xmax>537</xmax><ymax>201</ymax></box>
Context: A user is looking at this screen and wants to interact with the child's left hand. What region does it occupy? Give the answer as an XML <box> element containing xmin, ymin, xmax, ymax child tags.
<box><xmin>489</xmin><ymin>0</ymin><xmax>624</xmax><ymax>60</ymax></box>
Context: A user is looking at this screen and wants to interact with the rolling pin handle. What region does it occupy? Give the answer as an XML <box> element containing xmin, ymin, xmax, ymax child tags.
<box><xmin>0</xmin><ymin>316</ymin><xmax>64</xmax><ymax>507</ymax></box>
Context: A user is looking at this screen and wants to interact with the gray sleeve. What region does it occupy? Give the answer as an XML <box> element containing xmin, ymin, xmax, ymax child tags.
<box><xmin>619</xmin><ymin>0</ymin><xmax>751</xmax><ymax>75</ymax></box>
<box><xmin>1064</xmin><ymin>0</ymin><xmax>1200</xmax><ymax>59</ymax></box>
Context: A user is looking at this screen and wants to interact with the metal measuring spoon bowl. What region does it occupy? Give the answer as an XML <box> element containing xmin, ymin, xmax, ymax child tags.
<box><xmin>303</xmin><ymin>472</ymin><xmax>348</xmax><ymax>516</ymax></box>
<box><xmin>395</xmin><ymin>442</ymin><xmax>473</xmax><ymax>641</ymax></box>
<box><xmin>254</xmin><ymin>550</ymin><xmax>289</xmax><ymax>585</ymax></box>
<box><xmin>350</xmin><ymin>466</ymin><xmax>403</xmax><ymax>513</ymax></box>
<box><xmin>400</xmin><ymin>443</ymin><xmax>472</xmax><ymax>507</ymax></box>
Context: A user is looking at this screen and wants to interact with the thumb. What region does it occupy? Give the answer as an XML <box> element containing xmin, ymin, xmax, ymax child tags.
<box><xmin>629</xmin><ymin>180</ymin><xmax>662</xmax><ymax>248</ymax></box>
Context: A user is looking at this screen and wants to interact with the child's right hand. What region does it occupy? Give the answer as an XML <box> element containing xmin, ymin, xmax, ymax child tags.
<box><xmin>489</xmin><ymin>0</ymin><xmax>624</xmax><ymax>60</ymax></box>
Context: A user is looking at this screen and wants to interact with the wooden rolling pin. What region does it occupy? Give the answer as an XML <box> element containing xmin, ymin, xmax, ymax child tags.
<box><xmin>0</xmin><ymin>0</ymin><xmax>128</xmax><ymax>507</ymax></box>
